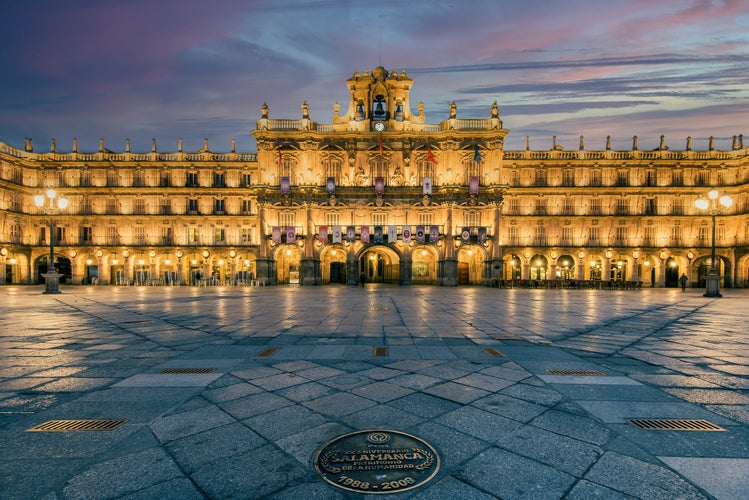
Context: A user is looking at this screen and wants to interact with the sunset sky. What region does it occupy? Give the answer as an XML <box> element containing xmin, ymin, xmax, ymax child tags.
<box><xmin>1</xmin><ymin>0</ymin><xmax>747</xmax><ymax>153</ymax></box>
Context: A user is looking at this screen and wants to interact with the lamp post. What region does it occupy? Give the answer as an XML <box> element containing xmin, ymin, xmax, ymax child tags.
<box><xmin>694</xmin><ymin>189</ymin><xmax>733</xmax><ymax>297</ymax></box>
<box><xmin>33</xmin><ymin>189</ymin><xmax>69</xmax><ymax>293</ymax></box>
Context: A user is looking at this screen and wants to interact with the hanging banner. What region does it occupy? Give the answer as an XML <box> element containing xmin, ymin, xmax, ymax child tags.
<box><xmin>469</xmin><ymin>176</ymin><xmax>479</xmax><ymax>195</ymax></box>
<box><xmin>333</xmin><ymin>225</ymin><xmax>342</xmax><ymax>243</ymax></box>
<box><xmin>286</xmin><ymin>226</ymin><xmax>296</xmax><ymax>244</ymax></box>
<box><xmin>429</xmin><ymin>225</ymin><xmax>440</xmax><ymax>243</ymax></box>
<box><xmin>461</xmin><ymin>227</ymin><xmax>471</xmax><ymax>243</ymax></box>
<box><xmin>346</xmin><ymin>226</ymin><xmax>356</xmax><ymax>243</ymax></box>
<box><xmin>402</xmin><ymin>225</ymin><xmax>412</xmax><ymax>243</ymax></box>
<box><xmin>361</xmin><ymin>225</ymin><xmax>370</xmax><ymax>243</ymax></box>
<box><xmin>374</xmin><ymin>225</ymin><xmax>383</xmax><ymax>243</ymax></box>
<box><xmin>375</xmin><ymin>177</ymin><xmax>384</xmax><ymax>194</ymax></box>
<box><xmin>478</xmin><ymin>226</ymin><xmax>487</xmax><ymax>244</ymax></box>
<box><xmin>423</xmin><ymin>177</ymin><xmax>432</xmax><ymax>195</ymax></box>
<box><xmin>281</xmin><ymin>176</ymin><xmax>290</xmax><ymax>194</ymax></box>
<box><xmin>272</xmin><ymin>226</ymin><xmax>281</xmax><ymax>243</ymax></box>
<box><xmin>415</xmin><ymin>225</ymin><xmax>425</xmax><ymax>243</ymax></box>
<box><xmin>326</xmin><ymin>177</ymin><xmax>335</xmax><ymax>194</ymax></box>
<box><xmin>319</xmin><ymin>225</ymin><xmax>328</xmax><ymax>244</ymax></box>
<box><xmin>388</xmin><ymin>225</ymin><xmax>398</xmax><ymax>243</ymax></box>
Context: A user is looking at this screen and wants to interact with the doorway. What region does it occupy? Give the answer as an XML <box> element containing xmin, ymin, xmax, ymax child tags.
<box><xmin>458</xmin><ymin>262</ymin><xmax>469</xmax><ymax>285</ymax></box>
<box><xmin>329</xmin><ymin>262</ymin><xmax>346</xmax><ymax>284</ymax></box>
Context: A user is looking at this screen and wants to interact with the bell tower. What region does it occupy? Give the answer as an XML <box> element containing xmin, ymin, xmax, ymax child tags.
<box><xmin>336</xmin><ymin>67</ymin><xmax>420</xmax><ymax>127</ymax></box>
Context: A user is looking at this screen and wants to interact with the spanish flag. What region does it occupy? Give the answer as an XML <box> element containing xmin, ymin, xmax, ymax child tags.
<box><xmin>427</xmin><ymin>145</ymin><xmax>437</xmax><ymax>164</ymax></box>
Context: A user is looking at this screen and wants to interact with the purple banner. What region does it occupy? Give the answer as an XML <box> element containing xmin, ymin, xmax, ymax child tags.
<box><xmin>429</xmin><ymin>225</ymin><xmax>440</xmax><ymax>243</ymax></box>
<box><xmin>469</xmin><ymin>176</ymin><xmax>479</xmax><ymax>195</ymax></box>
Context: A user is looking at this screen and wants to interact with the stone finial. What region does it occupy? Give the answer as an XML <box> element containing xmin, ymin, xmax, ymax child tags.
<box><xmin>99</xmin><ymin>138</ymin><xmax>104</xmax><ymax>153</ymax></box>
<box><xmin>24</xmin><ymin>137</ymin><xmax>33</xmax><ymax>152</ymax></box>
<box><xmin>177</xmin><ymin>138</ymin><xmax>183</xmax><ymax>152</ymax></box>
<box><xmin>333</xmin><ymin>101</ymin><xmax>340</xmax><ymax>120</ymax></box>
<box><xmin>632</xmin><ymin>135</ymin><xmax>638</xmax><ymax>151</ymax></box>
<box><xmin>606</xmin><ymin>135</ymin><xmax>611</xmax><ymax>150</ymax></box>
<box><xmin>261</xmin><ymin>102</ymin><xmax>269</xmax><ymax>119</ymax></box>
<box><xmin>732</xmin><ymin>135</ymin><xmax>738</xmax><ymax>149</ymax></box>
<box><xmin>73</xmin><ymin>138</ymin><xmax>78</xmax><ymax>153</ymax></box>
<box><xmin>151</xmin><ymin>138</ymin><xmax>157</xmax><ymax>153</ymax></box>
<box><xmin>739</xmin><ymin>134</ymin><xmax>744</xmax><ymax>149</ymax></box>
<box><xmin>659</xmin><ymin>135</ymin><xmax>666</xmax><ymax>150</ymax></box>
<box><xmin>301</xmin><ymin>100</ymin><xmax>309</xmax><ymax>119</ymax></box>
<box><xmin>525</xmin><ymin>136</ymin><xmax>530</xmax><ymax>150</ymax></box>
<box><xmin>579</xmin><ymin>135</ymin><xmax>584</xmax><ymax>150</ymax></box>
<box><xmin>231</xmin><ymin>138</ymin><xmax>236</xmax><ymax>153</ymax></box>
<box><xmin>709</xmin><ymin>136</ymin><xmax>714</xmax><ymax>151</ymax></box>
<box><xmin>50</xmin><ymin>138</ymin><xmax>56</xmax><ymax>153</ymax></box>
<box><xmin>491</xmin><ymin>100</ymin><xmax>499</xmax><ymax>119</ymax></box>
<box><xmin>686</xmin><ymin>136</ymin><xmax>692</xmax><ymax>151</ymax></box>
<box><xmin>552</xmin><ymin>135</ymin><xmax>557</xmax><ymax>150</ymax></box>
<box><xmin>126</xmin><ymin>138</ymin><xmax>131</xmax><ymax>152</ymax></box>
<box><xmin>449</xmin><ymin>101</ymin><xmax>457</xmax><ymax>119</ymax></box>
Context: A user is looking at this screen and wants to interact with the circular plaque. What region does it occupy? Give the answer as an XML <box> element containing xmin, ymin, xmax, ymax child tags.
<box><xmin>314</xmin><ymin>429</ymin><xmax>440</xmax><ymax>494</ymax></box>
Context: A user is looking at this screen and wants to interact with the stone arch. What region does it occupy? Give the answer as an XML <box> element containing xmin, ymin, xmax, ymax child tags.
<box><xmin>320</xmin><ymin>244</ymin><xmax>348</xmax><ymax>284</ymax></box>
<box><xmin>457</xmin><ymin>244</ymin><xmax>487</xmax><ymax>284</ymax></box>
<box><xmin>273</xmin><ymin>244</ymin><xmax>303</xmax><ymax>284</ymax></box>
<box><xmin>356</xmin><ymin>244</ymin><xmax>401</xmax><ymax>284</ymax></box>
<box><xmin>412</xmin><ymin>244</ymin><xmax>439</xmax><ymax>285</ymax></box>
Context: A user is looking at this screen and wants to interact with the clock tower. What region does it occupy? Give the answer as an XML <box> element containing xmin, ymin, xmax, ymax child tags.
<box><xmin>333</xmin><ymin>66</ymin><xmax>423</xmax><ymax>132</ymax></box>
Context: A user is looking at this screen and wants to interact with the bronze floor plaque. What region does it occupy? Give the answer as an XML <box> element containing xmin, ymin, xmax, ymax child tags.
<box><xmin>314</xmin><ymin>429</ymin><xmax>440</xmax><ymax>494</ymax></box>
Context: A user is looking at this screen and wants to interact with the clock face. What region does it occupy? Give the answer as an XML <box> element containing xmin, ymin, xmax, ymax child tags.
<box><xmin>374</xmin><ymin>121</ymin><xmax>386</xmax><ymax>132</ymax></box>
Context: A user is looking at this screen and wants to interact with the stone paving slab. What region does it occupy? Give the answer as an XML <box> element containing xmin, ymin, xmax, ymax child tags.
<box><xmin>658</xmin><ymin>457</ymin><xmax>749</xmax><ymax>500</ymax></box>
<box><xmin>1</xmin><ymin>286</ymin><xmax>748</xmax><ymax>499</ymax></box>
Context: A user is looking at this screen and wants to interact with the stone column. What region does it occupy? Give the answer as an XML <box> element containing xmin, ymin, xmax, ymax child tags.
<box><xmin>440</xmin><ymin>204</ymin><xmax>458</xmax><ymax>286</ymax></box>
<box><xmin>301</xmin><ymin>204</ymin><xmax>321</xmax><ymax>285</ymax></box>
<box><xmin>486</xmin><ymin>204</ymin><xmax>503</xmax><ymax>284</ymax></box>
<box><xmin>255</xmin><ymin>202</ymin><xmax>273</xmax><ymax>285</ymax></box>
<box><xmin>346</xmin><ymin>245</ymin><xmax>358</xmax><ymax>286</ymax></box>
<box><xmin>400</xmin><ymin>246</ymin><xmax>413</xmax><ymax>286</ymax></box>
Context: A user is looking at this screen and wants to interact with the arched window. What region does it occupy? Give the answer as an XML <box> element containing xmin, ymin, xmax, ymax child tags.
<box><xmin>369</xmin><ymin>156</ymin><xmax>388</xmax><ymax>185</ymax></box>
<box><xmin>323</xmin><ymin>154</ymin><xmax>343</xmax><ymax>184</ymax></box>
<box><xmin>463</xmin><ymin>156</ymin><xmax>481</xmax><ymax>185</ymax></box>
<box><xmin>417</xmin><ymin>158</ymin><xmax>433</xmax><ymax>185</ymax></box>
<box><xmin>279</xmin><ymin>156</ymin><xmax>296</xmax><ymax>182</ymax></box>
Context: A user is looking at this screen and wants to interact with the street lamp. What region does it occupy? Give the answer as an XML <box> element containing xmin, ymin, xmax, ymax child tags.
<box><xmin>694</xmin><ymin>189</ymin><xmax>733</xmax><ymax>297</ymax></box>
<box><xmin>33</xmin><ymin>189</ymin><xmax>69</xmax><ymax>293</ymax></box>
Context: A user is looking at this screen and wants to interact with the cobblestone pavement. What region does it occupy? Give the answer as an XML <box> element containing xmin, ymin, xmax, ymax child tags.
<box><xmin>1</xmin><ymin>285</ymin><xmax>748</xmax><ymax>499</ymax></box>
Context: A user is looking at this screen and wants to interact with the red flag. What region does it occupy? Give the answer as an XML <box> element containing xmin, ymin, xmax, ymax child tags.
<box><xmin>277</xmin><ymin>145</ymin><xmax>283</xmax><ymax>166</ymax></box>
<box><xmin>427</xmin><ymin>145</ymin><xmax>437</xmax><ymax>164</ymax></box>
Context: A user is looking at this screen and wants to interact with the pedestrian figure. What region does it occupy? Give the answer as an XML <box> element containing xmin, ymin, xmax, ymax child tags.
<box><xmin>679</xmin><ymin>273</ymin><xmax>688</xmax><ymax>292</ymax></box>
<box><xmin>359</xmin><ymin>272</ymin><xmax>366</xmax><ymax>288</ymax></box>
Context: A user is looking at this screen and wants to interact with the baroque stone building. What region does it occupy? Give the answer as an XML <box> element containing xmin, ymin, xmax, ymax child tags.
<box><xmin>1</xmin><ymin>66</ymin><xmax>748</xmax><ymax>288</ymax></box>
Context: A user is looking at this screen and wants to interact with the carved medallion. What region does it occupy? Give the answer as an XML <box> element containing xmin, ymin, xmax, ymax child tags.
<box><xmin>314</xmin><ymin>429</ymin><xmax>440</xmax><ymax>494</ymax></box>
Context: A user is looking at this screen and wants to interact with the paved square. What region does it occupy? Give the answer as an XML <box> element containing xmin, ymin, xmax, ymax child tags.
<box><xmin>1</xmin><ymin>285</ymin><xmax>748</xmax><ymax>499</ymax></box>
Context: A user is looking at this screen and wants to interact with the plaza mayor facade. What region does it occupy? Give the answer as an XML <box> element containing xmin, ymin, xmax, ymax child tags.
<box><xmin>1</xmin><ymin>66</ymin><xmax>748</xmax><ymax>288</ymax></box>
